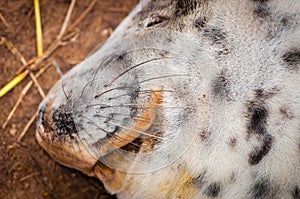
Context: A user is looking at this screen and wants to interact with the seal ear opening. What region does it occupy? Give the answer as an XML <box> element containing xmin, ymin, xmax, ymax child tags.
<box><xmin>94</xmin><ymin>162</ymin><xmax>127</xmax><ymax>194</ymax></box>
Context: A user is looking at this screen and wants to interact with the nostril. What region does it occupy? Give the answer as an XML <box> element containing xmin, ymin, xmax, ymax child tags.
<box><xmin>38</xmin><ymin>101</ymin><xmax>49</xmax><ymax>132</ymax></box>
<box><xmin>51</xmin><ymin>104</ymin><xmax>77</xmax><ymax>139</ymax></box>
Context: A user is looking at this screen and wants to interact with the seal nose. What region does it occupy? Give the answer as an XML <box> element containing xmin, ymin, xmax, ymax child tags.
<box><xmin>37</xmin><ymin>99</ymin><xmax>77</xmax><ymax>140</ymax></box>
<box><xmin>51</xmin><ymin>103</ymin><xmax>77</xmax><ymax>139</ymax></box>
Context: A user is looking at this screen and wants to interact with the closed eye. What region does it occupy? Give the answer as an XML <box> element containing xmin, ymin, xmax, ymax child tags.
<box><xmin>146</xmin><ymin>15</ymin><xmax>170</xmax><ymax>28</ymax></box>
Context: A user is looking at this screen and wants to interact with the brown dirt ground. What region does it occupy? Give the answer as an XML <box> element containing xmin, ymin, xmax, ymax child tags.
<box><xmin>0</xmin><ymin>0</ymin><xmax>138</xmax><ymax>198</ymax></box>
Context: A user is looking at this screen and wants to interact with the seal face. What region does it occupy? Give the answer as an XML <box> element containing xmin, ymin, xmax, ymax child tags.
<box><xmin>36</xmin><ymin>0</ymin><xmax>300</xmax><ymax>198</ymax></box>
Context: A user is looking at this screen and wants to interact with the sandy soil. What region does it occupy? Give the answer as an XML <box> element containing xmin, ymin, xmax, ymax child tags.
<box><xmin>0</xmin><ymin>0</ymin><xmax>138</xmax><ymax>198</ymax></box>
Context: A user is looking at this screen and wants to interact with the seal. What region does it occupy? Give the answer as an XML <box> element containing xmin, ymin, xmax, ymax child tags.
<box><xmin>36</xmin><ymin>0</ymin><xmax>300</xmax><ymax>198</ymax></box>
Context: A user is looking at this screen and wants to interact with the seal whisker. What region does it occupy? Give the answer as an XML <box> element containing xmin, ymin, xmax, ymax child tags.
<box><xmin>107</xmin><ymin>89</ymin><xmax>174</xmax><ymax>101</ymax></box>
<box><xmin>105</xmin><ymin>120</ymin><xmax>164</xmax><ymax>140</ymax></box>
<box><xmin>80</xmin><ymin>116</ymin><xmax>148</xmax><ymax>153</ymax></box>
<box><xmin>127</xmin><ymin>74</ymin><xmax>191</xmax><ymax>87</ymax></box>
<box><xmin>80</xmin><ymin>54</ymin><xmax>117</xmax><ymax>97</ymax></box>
<box><xmin>61</xmin><ymin>81</ymin><xmax>69</xmax><ymax>100</ymax></box>
<box><xmin>94</xmin><ymin>114</ymin><xmax>152</xmax><ymax>124</ymax></box>
<box><xmin>95</xmin><ymin>112</ymin><xmax>189</xmax><ymax>130</ymax></box>
<box><xmin>91</xmin><ymin>55</ymin><xmax>115</xmax><ymax>87</ymax></box>
<box><xmin>94</xmin><ymin>74</ymin><xmax>190</xmax><ymax>99</ymax></box>
<box><xmin>106</xmin><ymin>57</ymin><xmax>172</xmax><ymax>87</ymax></box>
<box><xmin>105</xmin><ymin>120</ymin><xmax>199</xmax><ymax>146</ymax></box>
<box><xmin>88</xmin><ymin>102</ymin><xmax>200</xmax><ymax>110</ymax></box>
<box><xmin>94</xmin><ymin>86</ymin><xmax>128</xmax><ymax>99</ymax></box>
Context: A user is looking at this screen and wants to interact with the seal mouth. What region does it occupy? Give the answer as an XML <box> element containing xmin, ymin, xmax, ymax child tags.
<box><xmin>36</xmin><ymin>89</ymin><xmax>163</xmax><ymax>175</ymax></box>
<box><xmin>91</xmin><ymin>90</ymin><xmax>162</xmax><ymax>156</ymax></box>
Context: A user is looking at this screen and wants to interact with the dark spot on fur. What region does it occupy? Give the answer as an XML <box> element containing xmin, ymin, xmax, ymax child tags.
<box><xmin>281</xmin><ymin>17</ymin><xmax>289</xmax><ymax>26</ymax></box>
<box><xmin>251</xmin><ymin>0</ymin><xmax>269</xmax><ymax>3</ymax></box>
<box><xmin>195</xmin><ymin>16</ymin><xmax>208</xmax><ymax>30</ymax></box>
<box><xmin>254</xmin><ymin>88</ymin><xmax>279</xmax><ymax>99</ymax></box>
<box><xmin>217</xmin><ymin>45</ymin><xmax>230</xmax><ymax>56</ymax></box>
<box><xmin>230</xmin><ymin>172</ymin><xmax>236</xmax><ymax>183</ymax></box>
<box><xmin>128</xmin><ymin>86</ymin><xmax>140</xmax><ymax>118</ymax></box>
<box><xmin>250</xmin><ymin>178</ymin><xmax>271</xmax><ymax>199</ymax></box>
<box><xmin>192</xmin><ymin>171</ymin><xmax>207</xmax><ymax>188</ymax></box>
<box><xmin>228</xmin><ymin>137</ymin><xmax>237</xmax><ymax>148</ymax></box>
<box><xmin>157</xmin><ymin>49</ymin><xmax>171</xmax><ymax>57</ymax></box>
<box><xmin>117</xmin><ymin>54</ymin><xmax>125</xmax><ymax>61</ymax></box>
<box><xmin>52</xmin><ymin>104</ymin><xmax>77</xmax><ymax>139</ymax></box>
<box><xmin>204</xmin><ymin>28</ymin><xmax>226</xmax><ymax>45</ymax></box>
<box><xmin>212</xmin><ymin>70</ymin><xmax>231</xmax><ymax>100</ymax></box>
<box><xmin>292</xmin><ymin>186</ymin><xmax>300</xmax><ymax>199</ymax></box>
<box><xmin>255</xmin><ymin>89</ymin><xmax>265</xmax><ymax>98</ymax></box>
<box><xmin>282</xmin><ymin>51</ymin><xmax>300</xmax><ymax>71</ymax></box>
<box><xmin>153</xmin><ymin>127</ymin><xmax>164</xmax><ymax>146</ymax></box>
<box><xmin>252</xmin><ymin>0</ymin><xmax>270</xmax><ymax>19</ymax></box>
<box><xmin>106</xmin><ymin>125</ymin><xmax>120</xmax><ymax>138</ymax></box>
<box><xmin>248</xmin><ymin>134</ymin><xmax>274</xmax><ymax>165</ymax></box>
<box><xmin>254</xmin><ymin>5</ymin><xmax>269</xmax><ymax>18</ymax></box>
<box><xmin>175</xmin><ymin>0</ymin><xmax>198</xmax><ymax>16</ymax></box>
<box><xmin>279</xmin><ymin>107</ymin><xmax>294</xmax><ymax>119</ymax></box>
<box><xmin>246</xmin><ymin>101</ymin><xmax>268</xmax><ymax>135</ymax></box>
<box><xmin>203</xmin><ymin>182</ymin><xmax>221</xmax><ymax>197</ymax></box>
<box><xmin>200</xmin><ymin>130</ymin><xmax>211</xmax><ymax>141</ymax></box>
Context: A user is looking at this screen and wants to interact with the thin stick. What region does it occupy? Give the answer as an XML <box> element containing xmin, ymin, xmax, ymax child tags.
<box><xmin>18</xmin><ymin>111</ymin><xmax>38</xmax><ymax>142</ymax></box>
<box><xmin>52</xmin><ymin>59</ymin><xmax>64</xmax><ymax>77</ymax></box>
<box><xmin>29</xmin><ymin>72</ymin><xmax>45</xmax><ymax>98</ymax></box>
<box><xmin>2</xmin><ymin>64</ymin><xmax>51</xmax><ymax>129</ymax></box>
<box><xmin>68</xmin><ymin>0</ymin><xmax>96</xmax><ymax>31</ymax></box>
<box><xmin>2</xmin><ymin>82</ymin><xmax>31</xmax><ymax>129</ymax></box>
<box><xmin>5</xmin><ymin>37</ymin><xmax>45</xmax><ymax>98</ymax></box>
<box><xmin>16</xmin><ymin>0</ymin><xmax>78</xmax><ymax>141</ymax></box>
<box><xmin>1</xmin><ymin>0</ymin><xmax>93</xmax><ymax>98</ymax></box>
<box><xmin>3</xmin><ymin>37</ymin><xmax>27</xmax><ymax>64</ymax></box>
<box><xmin>57</xmin><ymin>0</ymin><xmax>76</xmax><ymax>40</ymax></box>
<box><xmin>0</xmin><ymin>37</ymin><xmax>45</xmax><ymax>99</ymax></box>
<box><xmin>0</xmin><ymin>12</ymin><xmax>11</xmax><ymax>30</ymax></box>
<box><xmin>20</xmin><ymin>172</ymin><xmax>41</xmax><ymax>182</ymax></box>
<box><xmin>19</xmin><ymin>0</ymin><xmax>93</xmax><ymax>73</ymax></box>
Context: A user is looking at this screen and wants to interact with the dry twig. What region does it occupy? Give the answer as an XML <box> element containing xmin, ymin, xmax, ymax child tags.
<box><xmin>18</xmin><ymin>111</ymin><xmax>38</xmax><ymax>142</ymax></box>
<box><xmin>57</xmin><ymin>0</ymin><xmax>77</xmax><ymax>40</ymax></box>
<box><xmin>0</xmin><ymin>37</ymin><xmax>46</xmax><ymax>99</ymax></box>
<box><xmin>68</xmin><ymin>0</ymin><xmax>96</xmax><ymax>31</ymax></box>
<box><xmin>0</xmin><ymin>12</ymin><xmax>11</xmax><ymax>30</ymax></box>
<box><xmin>20</xmin><ymin>171</ymin><xmax>41</xmax><ymax>182</ymax></box>
<box><xmin>2</xmin><ymin>64</ymin><xmax>51</xmax><ymax>129</ymax></box>
<box><xmin>3</xmin><ymin>0</ymin><xmax>97</xmax><ymax>140</ymax></box>
<box><xmin>16</xmin><ymin>0</ymin><xmax>79</xmax><ymax>141</ymax></box>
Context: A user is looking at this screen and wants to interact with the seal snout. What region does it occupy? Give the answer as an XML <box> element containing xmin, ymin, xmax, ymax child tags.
<box><xmin>37</xmin><ymin>100</ymin><xmax>48</xmax><ymax>133</ymax></box>
<box><xmin>36</xmin><ymin>98</ymin><xmax>77</xmax><ymax>142</ymax></box>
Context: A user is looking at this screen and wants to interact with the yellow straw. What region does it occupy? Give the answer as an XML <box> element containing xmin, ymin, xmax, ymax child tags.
<box><xmin>0</xmin><ymin>71</ymin><xmax>28</xmax><ymax>98</ymax></box>
<box><xmin>0</xmin><ymin>0</ymin><xmax>44</xmax><ymax>99</ymax></box>
<box><xmin>34</xmin><ymin>0</ymin><xmax>43</xmax><ymax>57</ymax></box>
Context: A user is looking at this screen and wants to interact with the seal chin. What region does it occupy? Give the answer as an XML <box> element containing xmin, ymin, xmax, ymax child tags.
<box><xmin>36</xmin><ymin>126</ymin><xmax>98</xmax><ymax>176</ymax></box>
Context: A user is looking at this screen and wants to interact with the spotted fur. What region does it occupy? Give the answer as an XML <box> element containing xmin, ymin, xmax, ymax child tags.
<box><xmin>36</xmin><ymin>0</ymin><xmax>300</xmax><ymax>198</ymax></box>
